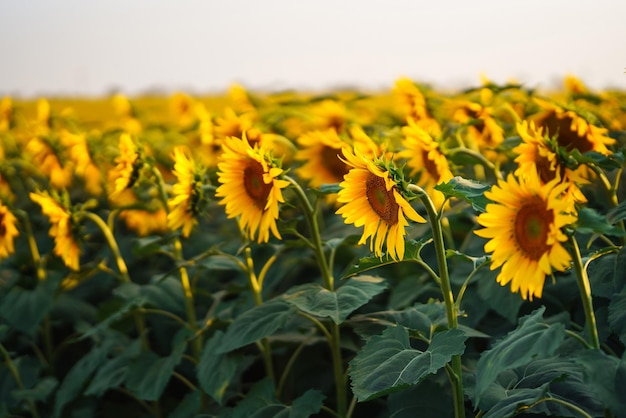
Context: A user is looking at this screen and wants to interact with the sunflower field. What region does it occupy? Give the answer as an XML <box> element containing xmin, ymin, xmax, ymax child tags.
<box><xmin>1</xmin><ymin>76</ymin><xmax>626</xmax><ymax>418</ymax></box>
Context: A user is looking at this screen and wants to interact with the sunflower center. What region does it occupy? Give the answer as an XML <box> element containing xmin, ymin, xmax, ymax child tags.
<box><xmin>0</xmin><ymin>213</ymin><xmax>5</xmax><ymax>236</ymax></box>
<box><xmin>535</xmin><ymin>155</ymin><xmax>557</xmax><ymax>184</ymax></box>
<box><xmin>539</xmin><ymin>111</ymin><xmax>593</xmax><ymax>153</ymax></box>
<box><xmin>421</xmin><ymin>149</ymin><xmax>440</xmax><ymax>180</ymax></box>
<box><xmin>243</xmin><ymin>160</ymin><xmax>272</xmax><ymax>210</ymax></box>
<box><xmin>321</xmin><ymin>146</ymin><xmax>350</xmax><ymax>181</ymax></box>
<box><xmin>365</xmin><ymin>174</ymin><xmax>399</xmax><ymax>225</ymax></box>
<box><xmin>514</xmin><ymin>198</ymin><xmax>553</xmax><ymax>260</ymax></box>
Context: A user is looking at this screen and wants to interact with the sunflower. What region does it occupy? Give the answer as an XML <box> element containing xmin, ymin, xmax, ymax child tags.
<box><xmin>452</xmin><ymin>98</ymin><xmax>504</xmax><ymax>161</ymax></box>
<box><xmin>215</xmin><ymin>135</ymin><xmax>290</xmax><ymax>243</ymax></box>
<box><xmin>170</xmin><ymin>92</ymin><xmax>196</xmax><ymax>127</ymax></box>
<box><xmin>109</xmin><ymin>133</ymin><xmax>142</xmax><ymax>199</ymax></box>
<box><xmin>167</xmin><ymin>147</ymin><xmax>205</xmax><ymax>237</ymax></box>
<box><xmin>296</xmin><ymin>129</ymin><xmax>351</xmax><ymax>189</ymax></box>
<box><xmin>393</xmin><ymin>78</ymin><xmax>441</xmax><ymax>137</ymax></box>
<box><xmin>336</xmin><ymin>148</ymin><xmax>426</xmax><ymax>261</ymax></box>
<box><xmin>60</xmin><ymin>130</ymin><xmax>103</xmax><ymax>196</ymax></box>
<box><xmin>531</xmin><ymin>98</ymin><xmax>614</xmax><ymax>156</ymax></box>
<box><xmin>0</xmin><ymin>203</ymin><xmax>19</xmax><ymax>260</ymax></box>
<box><xmin>0</xmin><ymin>96</ymin><xmax>12</xmax><ymax>132</ymax></box>
<box><xmin>514</xmin><ymin>120</ymin><xmax>588</xmax><ymax>202</ymax></box>
<box><xmin>110</xmin><ymin>188</ymin><xmax>168</xmax><ymax>237</ymax></box>
<box><xmin>399</xmin><ymin>119</ymin><xmax>454</xmax><ymax>210</ymax></box>
<box><xmin>24</xmin><ymin>137</ymin><xmax>74</xmax><ymax>189</ymax></box>
<box><xmin>474</xmin><ymin>171</ymin><xmax>577</xmax><ymax>300</ymax></box>
<box><xmin>30</xmin><ymin>191</ymin><xmax>80</xmax><ymax>270</ymax></box>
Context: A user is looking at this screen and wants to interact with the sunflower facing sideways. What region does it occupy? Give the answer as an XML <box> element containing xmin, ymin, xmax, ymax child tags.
<box><xmin>216</xmin><ymin>135</ymin><xmax>290</xmax><ymax>243</ymax></box>
<box><xmin>474</xmin><ymin>170</ymin><xmax>577</xmax><ymax>300</ymax></box>
<box><xmin>0</xmin><ymin>203</ymin><xmax>19</xmax><ymax>260</ymax></box>
<box><xmin>336</xmin><ymin>147</ymin><xmax>426</xmax><ymax>261</ymax></box>
<box><xmin>30</xmin><ymin>191</ymin><xmax>81</xmax><ymax>270</ymax></box>
<box><xmin>167</xmin><ymin>147</ymin><xmax>206</xmax><ymax>238</ymax></box>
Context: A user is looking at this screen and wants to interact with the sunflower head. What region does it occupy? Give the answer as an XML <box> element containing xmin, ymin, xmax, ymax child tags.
<box><xmin>0</xmin><ymin>203</ymin><xmax>19</xmax><ymax>260</ymax></box>
<box><xmin>109</xmin><ymin>133</ymin><xmax>144</xmax><ymax>199</ymax></box>
<box><xmin>215</xmin><ymin>135</ymin><xmax>290</xmax><ymax>243</ymax></box>
<box><xmin>336</xmin><ymin>147</ymin><xmax>426</xmax><ymax>261</ymax></box>
<box><xmin>475</xmin><ymin>171</ymin><xmax>577</xmax><ymax>300</ymax></box>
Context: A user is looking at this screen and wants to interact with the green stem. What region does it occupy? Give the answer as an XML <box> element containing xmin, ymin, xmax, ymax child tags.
<box><xmin>173</xmin><ymin>238</ymin><xmax>201</xmax><ymax>361</ymax></box>
<box><xmin>569</xmin><ymin>235</ymin><xmax>601</xmax><ymax>349</ymax></box>
<box><xmin>16</xmin><ymin>211</ymin><xmax>46</xmax><ymax>281</ymax></box>
<box><xmin>243</xmin><ymin>247</ymin><xmax>275</xmax><ymax>383</ymax></box>
<box><xmin>0</xmin><ymin>343</ymin><xmax>40</xmax><ymax>418</ymax></box>
<box><xmin>517</xmin><ymin>397</ymin><xmax>593</xmax><ymax>418</ymax></box>
<box><xmin>277</xmin><ymin>333</ymin><xmax>315</xmax><ymax>397</ymax></box>
<box><xmin>409</xmin><ymin>184</ymin><xmax>465</xmax><ymax>418</ymax></box>
<box><xmin>79</xmin><ymin>211</ymin><xmax>150</xmax><ymax>351</ymax></box>
<box><xmin>285</xmin><ymin>175</ymin><xmax>346</xmax><ymax>417</ymax></box>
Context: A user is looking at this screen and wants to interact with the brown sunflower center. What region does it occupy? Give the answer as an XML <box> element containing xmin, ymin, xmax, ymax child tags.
<box><xmin>421</xmin><ymin>149</ymin><xmax>440</xmax><ymax>181</ymax></box>
<box><xmin>365</xmin><ymin>174</ymin><xmax>399</xmax><ymax>226</ymax></box>
<box><xmin>514</xmin><ymin>197</ymin><xmax>553</xmax><ymax>260</ymax></box>
<box><xmin>243</xmin><ymin>160</ymin><xmax>272</xmax><ymax>210</ymax></box>
<box><xmin>0</xmin><ymin>213</ymin><xmax>5</xmax><ymax>236</ymax></box>
<box><xmin>321</xmin><ymin>146</ymin><xmax>350</xmax><ymax>181</ymax></box>
<box><xmin>538</xmin><ymin>111</ymin><xmax>593</xmax><ymax>153</ymax></box>
<box><xmin>535</xmin><ymin>154</ymin><xmax>557</xmax><ymax>184</ymax></box>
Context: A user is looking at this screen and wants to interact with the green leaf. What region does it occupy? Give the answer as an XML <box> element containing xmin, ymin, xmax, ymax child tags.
<box><xmin>473</xmin><ymin>307</ymin><xmax>566</xmax><ymax>406</ymax></box>
<box><xmin>576</xmin><ymin>207</ymin><xmax>625</xmax><ymax>236</ymax></box>
<box><xmin>125</xmin><ymin>328</ymin><xmax>191</xmax><ymax>401</ymax></box>
<box><xmin>283</xmin><ymin>276</ymin><xmax>387</xmax><ymax>324</ymax></box>
<box><xmin>11</xmin><ymin>376</ymin><xmax>57</xmax><ymax>403</ymax></box>
<box><xmin>476</xmin><ymin>358</ymin><xmax>602</xmax><ymax>418</ymax></box>
<box><xmin>197</xmin><ymin>331</ymin><xmax>240</xmax><ymax>404</ymax></box>
<box><xmin>78</xmin><ymin>296</ymin><xmax>144</xmax><ymax>341</ymax></box>
<box><xmin>586</xmin><ymin>246</ymin><xmax>626</xmax><ymax>297</ymax></box>
<box><xmin>341</xmin><ymin>239</ymin><xmax>431</xmax><ymax>279</ymax></box>
<box><xmin>218</xmin><ymin>299</ymin><xmax>297</xmax><ymax>353</ymax></box>
<box><xmin>386</xmin><ymin>379</ymin><xmax>453</xmax><ymax>418</ymax></box>
<box><xmin>168</xmin><ymin>391</ymin><xmax>202</xmax><ymax>418</ymax></box>
<box><xmin>226</xmin><ymin>378</ymin><xmax>325</xmax><ymax>418</ymax></box>
<box><xmin>435</xmin><ymin>177</ymin><xmax>491</xmax><ymax>212</ymax></box>
<box><xmin>84</xmin><ymin>339</ymin><xmax>142</xmax><ymax>397</ymax></box>
<box><xmin>607</xmin><ymin>199</ymin><xmax>626</xmax><ymax>225</ymax></box>
<box><xmin>353</xmin><ymin>302</ymin><xmax>448</xmax><ymax>336</ymax></box>
<box><xmin>54</xmin><ymin>341</ymin><xmax>112</xmax><ymax>418</ymax></box>
<box><xmin>314</xmin><ymin>183</ymin><xmax>341</xmax><ymax>195</ymax></box>
<box><xmin>349</xmin><ymin>326</ymin><xmax>467</xmax><ymax>401</ymax></box>
<box><xmin>575</xmin><ymin>350</ymin><xmax>626</xmax><ymax>416</ymax></box>
<box><xmin>0</xmin><ymin>277</ymin><xmax>58</xmax><ymax>336</ymax></box>
<box><xmin>568</xmin><ymin>149</ymin><xmax>624</xmax><ymax>171</ymax></box>
<box><xmin>608</xmin><ymin>289</ymin><xmax>626</xmax><ymax>345</ymax></box>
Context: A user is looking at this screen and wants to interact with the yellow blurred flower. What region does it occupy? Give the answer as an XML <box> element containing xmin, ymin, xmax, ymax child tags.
<box><xmin>513</xmin><ymin>120</ymin><xmax>587</xmax><ymax>202</ymax></box>
<box><xmin>531</xmin><ymin>98</ymin><xmax>615</xmax><ymax>157</ymax></box>
<box><xmin>216</xmin><ymin>135</ymin><xmax>289</xmax><ymax>243</ymax></box>
<box><xmin>0</xmin><ymin>97</ymin><xmax>12</xmax><ymax>132</ymax></box>
<box><xmin>214</xmin><ymin>107</ymin><xmax>259</xmax><ymax>140</ymax></box>
<box><xmin>393</xmin><ymin>78</ymin><xmax>441</xmax><ymax>137</ymax></box>
<box><xmin>30</xmin><ymin>191</ymin><xmax>80</xmax><ymax>270</ymax></box>
<box><xmin>336</xmin><ymin>148</ymin><xmax>426</xmax><ymax>261</ymax></box>
<box><xmin>296</xmin><ymin>129</ymin><xmax>351</xmax><ymax>189</ymax></box>
<box><xmin>453</xmin><ymin>99</ymin><xmax>504</xmax><ymax>160</ymax></box>
<box><xmin>24</xmin><ymin>137</ymin><xmax>74</xmax><ymax>189</ymax></box>
<box><xmin>167</xmin><ymin>147</ymin><xmax>205</xmax><ymax>237</ymax></box>
<box><xmin>109</xmin><ymin>133</ymin><xmax>142</xmax><ymax>198</ymax></box>
<box><xmin>399</xmin><ymin>119</ymin><xmax>454</xmax><ymax>210</ymax></box>
<box><xmin>110</xmin><ymin>188</ymin><xmax>168</xmax><ymax>237</ymax></box>
<box><xmin>228</xmin><ymin>83</ymin><xmax>256</xmax><ymax>114</ymax></box>
<box><xmin>311</xmin><ymin>100</ymin><xmax>348</xmax><ymax>132</ymax></box>
<box><xmin>170</xmin><ymin>92</ymin><xmax>196</xmax><ymax>127</ymax></box>
<box><xmin>60</xmin><ymin>130</ymin><xmax>103</xmax><ymax>195</ymax></box>
<box><xmin>0</xmin><ymin>203</ymin><xmax>19</xmax><ymax>260</ymax></box>
<box><xmin>475</xmin><ymin>171</ymin><xmax>577</xmax><ymax>300</ymax></box>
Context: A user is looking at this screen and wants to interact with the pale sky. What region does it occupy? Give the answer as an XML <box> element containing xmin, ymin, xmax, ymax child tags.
<box><xmin>1</xmin><ymin>0</ymin><xmax>625</xmax><ymax>97</ymax></box>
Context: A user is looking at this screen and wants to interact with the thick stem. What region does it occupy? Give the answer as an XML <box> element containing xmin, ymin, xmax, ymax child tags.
<box><xmin>285</xmin><ymin>176</ymin><xmax>346</xmax><ymax>416</ymax></box>
<box><xmin>569</xmin><ymin>235</ymin><xmax>601</xmax><ymax>349</ymax></box>
<box><xmin>409</xmin><ymin>184</ymin><xmax>465</xmax><ymax>418</ymax></box>
<box><xmin>173</xmin><ymin>239</ymin><xmax>201</xmax><ymax>360</ymax></box>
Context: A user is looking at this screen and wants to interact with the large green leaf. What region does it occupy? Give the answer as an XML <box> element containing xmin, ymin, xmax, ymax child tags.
<box><xmin>11</xmin><ymin>377</ymin><xmax>58</xmax><ymax>403</ymax></box>
<box><xmin>576</xmin><ymin>207</ymin><xmax>625</xmax><ymax>237</ymax></box>
<box><xmin>473</xmin><ymin>307</ymin><xmax>566</xmax><ymax>406</ymax></box>
<box><xmin>341</xmin><ymin>239</ymin><xmax>431</xmax><ymax>279</ymax></box>
<box><xmin>53</xmin><ymin>340</ymin><xmax>113</xmax><ymax>418</ymax></box>
<box><xmin>349</xmin><ymin>326</ymin><xmax>467</xmax><ymax>401</ymax></box>
<box><xmin>197</xmin><ymin>331</ymin><xmax>240</xmax><ymax>404</ymax></box>
<box><xmin>224</xmin><ymin>378</ymin><xmax>325</xmax><ymax>418</ymax></box>
<box><xmin>283</xmin><ymin>275</ymin><xmax>387</xmax><ymax>324</ymax></box>
<box><xmin>0</xmin><ymin>277</ymin><xmax>58</xmax><ymax>336</ymax></box>
<box><xmin>352</xmin><ymin>302</ymin><xmax>448</xmax><ymax>337</ymax></box>
<box><xmin>218</xmin><ymin>299</ymin><xmax>297</xmax><ymax>353</ymax></box>
<box><xmin>476</xmin><ymin>358</ymin><xmax>602</xmax><ymax>418</ymax></box>
<box><xmin>84</xmin><ymin>339</ymin><xmax>142</xmax><ymax>397</ymax></box>
<box><xmin>575</xmin><ymin>350</ymin><xmax>626</xmax><ymax>417</ymax></box>
<box><xmin>168</xmin><ymin>391</ymin><xmax>202</xmax><ymax>418</ymax></box>
<box><xmin>435</xmin><ymin>176</ymin><xmax>491</xmax><ymax>213</ymax></box>
<box><xmin>125</xmin><ymin>328</ymin><xmax>191</xmax><ymax>401</ymax></box>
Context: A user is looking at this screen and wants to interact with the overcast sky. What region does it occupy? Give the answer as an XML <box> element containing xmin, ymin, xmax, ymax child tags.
<box><xmin>1</xmin><ymin>0</ymin><xmax>625</xmax><ymax>97</ymax></box>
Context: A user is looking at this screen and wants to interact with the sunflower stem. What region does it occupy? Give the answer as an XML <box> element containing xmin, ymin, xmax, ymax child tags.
<box><xmin>409</xmin><ymin>184</ymin><xmax>465</xmax><ymax>418</ymax></box>
<box><xmin>15</xmin><ymin>210</ymin><xmax>47</xmax><ymax>282</ymax></box>
<box><xmin>569</xmin><ymin>235</ymin><xmax>601</xmax><ymax>349</ymax></box>
<box><xmin>79</xmin><ymin>211</ymin><xmax>150</xmax><ymax>351</ymax></box>
<box><xmin>0</xmin><ymin>342</ymin><xmax>40</xmax><ymax>418</ymax></box>
<box><xmin>285</xmin><ymin>176</ymin><xmax>347</xmax><ymax>417</ymax></box>
<box><xmin>244</xmin><ymin>246</ymin><xmax>275</xmax><ymax>384</ymax></box>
